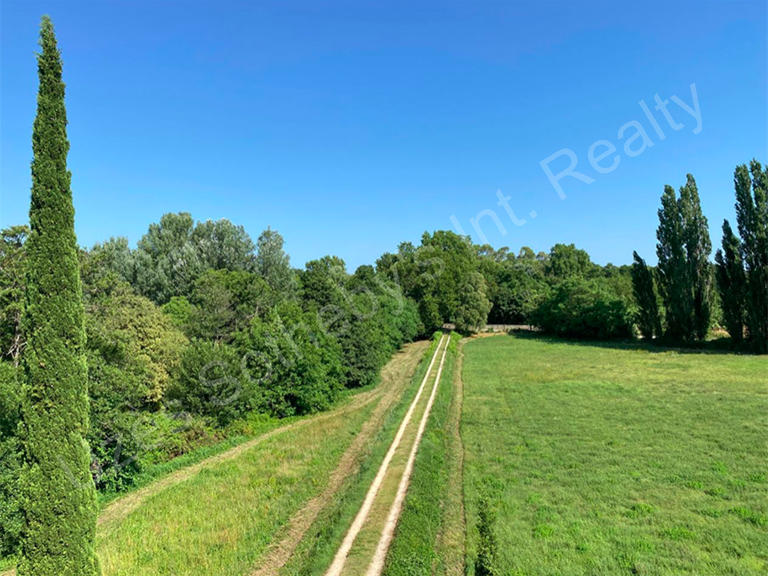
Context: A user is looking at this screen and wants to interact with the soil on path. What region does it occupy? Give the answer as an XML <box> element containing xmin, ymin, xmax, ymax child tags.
<box><xmin>249</xmin><ymin>340</ymin><xmax>429</xmax><ymax>576</ymax></box>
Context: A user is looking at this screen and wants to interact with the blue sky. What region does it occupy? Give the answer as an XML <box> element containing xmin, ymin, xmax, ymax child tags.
<box><xmin>1</xmin><ymin>1</ymin><xmax>766</xmax><ymax>270</ymax></box>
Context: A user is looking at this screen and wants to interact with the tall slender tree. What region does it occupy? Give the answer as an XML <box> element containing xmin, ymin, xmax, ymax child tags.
<box><xmin>630</xmin><ymin>251</ymin><xmax>661</xmax><ymax>339</ymax></box>
<box><xmin>656</xmin><ymin>184</ymin><xmax>693</xmax><ymax>340</ymax></box>
<box><xmin>679</xmin><ymin>174</ymin><xmax>713</xmax><ymax>340</ymax></box>
<box><xmin>18</xmin><ymin>17</ymin><xmax>100</xmax><ymax>576</ymax></box>
<box><xmin>734</xmin><ymin>161</ymin><xmax>768</xmax><ymax>352</ymax></box>
<box><xmin>715</xmin><ymin>220</ymin><xmax>745</xmax><ymax>345</ymax></box>
<box><xmin>655</xmin><ymin>176</ymin><xmax>713</xmax><ymax>342</ymax></box>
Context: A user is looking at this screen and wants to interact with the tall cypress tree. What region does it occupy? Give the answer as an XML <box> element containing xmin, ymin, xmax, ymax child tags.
<box><xmin>715</xmin><ymin>220</ymin><xmax>745</xmax><ymax>345</ymax></box>
<box><xmin>18</xmin><ymin>17</ymin><xmax>100</xmax><ymax>576</ymax></box>
<box><xmin>734</xmin><ymin>161</ymin><xmax>768</xmax><ymax>352</ymax></box>
<box><xmin>630</xmin><ymin>251</ymin><xmax>662</xmax><ymax>339</ymax></box>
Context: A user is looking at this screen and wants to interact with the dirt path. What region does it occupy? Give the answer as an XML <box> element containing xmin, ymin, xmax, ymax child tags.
<box><xmin>325</xmin><ymin>335</ymin><xmax>447</xmax><ymax>576</ymax></box>
<box><xmin>366</xmin><ymin>334</ymin><xmax>449</xmax><ymax>575</ymax></box>
<box><xmin>437</xmin><ymin>338</ymin><xmax>467</xmax><ymax>576</ymax></box>
<box><xmin>249</xmin><ymin>340</ymin><xmax>429</xmax><ymax>576</ymax></box>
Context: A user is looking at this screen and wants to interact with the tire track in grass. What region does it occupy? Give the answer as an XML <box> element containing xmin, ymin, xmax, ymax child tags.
<box><xmin>324</xmin><ymin>335</ymin><xmax>447</xmax><ymax>576</ymax></box>
<box><xmin>249</xmin><ymin>341</ymin><xmax>429</xmax><ymax>576</ymax></box>
<box><xmin>366</xmin><ymin>334</ymin><xmax>449</xmax><ymax>575</ymax></box>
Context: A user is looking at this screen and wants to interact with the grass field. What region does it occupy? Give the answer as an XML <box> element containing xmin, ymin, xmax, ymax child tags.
<box><xmin>460</xmin><ymin>334</ymin><xmax>768</xmax><ymax>576</ymax></box>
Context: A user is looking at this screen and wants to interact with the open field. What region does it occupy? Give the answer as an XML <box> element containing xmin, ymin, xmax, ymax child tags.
<box><xmin>460</xmin><ymin>334</ymin><xmax>768</xmax><ymax>575</ymax></box>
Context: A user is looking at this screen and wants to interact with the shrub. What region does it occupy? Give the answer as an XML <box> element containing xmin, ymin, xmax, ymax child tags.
<box><xmin>0</xmin><ymin>363</ymin><xmax>22</xmax><ymax>557</ymax></box>
<box><xmin>167</xmin><ymin>340</ymin><xmax>260</xmax><ymax>427</ymax></box>
<box><xmin>236</xmin><ymin>302</ymin><xmax>343</xmax><ymax>417</ymax></box>
<box><xmin>531</xmin><ymin>278</ymin><xmax>634</xmax><ymax>340</ymax></box>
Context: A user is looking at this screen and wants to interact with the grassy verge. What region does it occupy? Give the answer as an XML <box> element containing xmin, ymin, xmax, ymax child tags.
<box><xmin>382</xmin><ymin>331</ymin><xmax>461</xmax><ymax>575</ymax></box>
<box><xmin>279</xmin><ymin>333</ymin><xmax>443</xmax><ymax>575</ymax></box>
<box><xmin>462</xmin><ymin>333</ymin><xmax>768</xmax><ymax>576</ymax></box>
<box><xmin>97</xmin><ymin>396</ymin><xmax>377</xmax><ymax>575</ymax></box>
<box><xmin>98</xmin><ymin>381</ymin><xmax>379</xmax><ymax>509</ymax></box>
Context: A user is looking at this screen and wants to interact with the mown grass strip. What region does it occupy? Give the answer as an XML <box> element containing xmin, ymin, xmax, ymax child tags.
<box><xmin>279</xmin><ymin>334</ymin><xmax>444</xmax><ymax>575</ymax></box>
<box><xmin>382</xmin><ymin>331</ymin><xmax>461</xmax><ymax>576</ymax></box>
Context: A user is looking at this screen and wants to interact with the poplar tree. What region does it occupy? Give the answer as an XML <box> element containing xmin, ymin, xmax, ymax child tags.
<box><xmin>656</xmin><ymin>184</ymin><xmax>693</xmax><ymax>340</ymax></box>
<box><xmin>18</xmin><ymin>17</ymin><xmax>100</xmax><ymax>576</ymax></box>
<box><xmin>679</xmin><ymin>174</ymin><xmax>713</xmax><ymax>341</ymax></box>
<box><xmin>734</xmin><ymin>161</ymin><xmax>768</xmax><ymax>352</ymax></box>
<box><xmin>715</xmin><ymin>220</ymin><xmax>745</xmax><ymax>345</ymax></box>
<box><xmin>630</xmin><ymin>251</ymin><xmax>661</xmax><ymax>339</ymax></box>
<box><xmin>655</xmin><ymin>176</ymin><xmax>713</xmax><ymax>342</ymax></box>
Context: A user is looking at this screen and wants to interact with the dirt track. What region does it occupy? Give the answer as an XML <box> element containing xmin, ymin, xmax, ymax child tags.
<box><xmin>324</xmin><ymin>334</ymin><xmax>450</xmax><ymax>576</ymax></box>
<box><xmin>249</xmin><ymin>340</ymin><xmax>429</xmax><ymax>576</ymax></box>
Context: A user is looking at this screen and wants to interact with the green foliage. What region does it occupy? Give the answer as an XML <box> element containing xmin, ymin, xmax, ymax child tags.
<box><xmin>132</xmin><ymin>213</ymin><xmax>256</xmax><ymax>304</ymax></box>
<box><xmin>733</xmin><ymin>161</ymin><xmax>768</xmax><ymax>352</ymax></box>
<box><xmin>255</xmin><ymin>227</ymin><xmax>295</xmax><ymax>296</ymax></box>
<box><xmin>487</xmin><ymin>266</ymin><xmax>544</xmax><ymax>324</ymax></box>
<box><xmin>18</xmin><ymin>17</ymin><xmax>99</xmax><ymax>575</ymax></box>
<box><xmin>656</xmin><ymin>175</ymin><xmax>713</xmax><ymax>342</ymax></box>
<box><xmin>377</xmin><ymin>231</ymin><xmax>492</xmax><ymax>333</ymax></box>
<box><xmin>715</xmin><ymin>220</ymin><xmax>746</xmax><ymax>345</ymax></box>
<box><xmin>0</xmin><ymin>227</ymin><xmax>28</xmax><ymax>364</ymax></box>
<box><xmin>531</xmin><ymin>277</ymin><xmax>634</xmax><ymax>340</ymax></box>
<box><xmin>0</xmin><ymin>364</ymin><xmax>22</xmax><ymax>558</ymax></box>
<box><xmin>88</xmin><ymin>237</ymin><xmax>133</xmax><ymax>284</ymax></box>
<box><xmin>631</xmin><ymin>251</ymin><xmax>662</xmax><ymax>339</ymax></box>
<box><xmin>84</xmin><ymin>276</ymin><xmax>187</xmax><ymax>403</ymax></box>
<box><xmin>162</xmin><ymin>295</ymin><xmax>194</xmax><ymax>329</ymax></box>
<box><xmin>679</xmin><ymin>175</ymin><xmax>713</xmax><ymax>340</ymax></box>
<box><xmin>545</xmin><ymin>243</ymin><xmax>594</xmax><ymax>280</ymax></box>
<box><xmin>167</xmin><ymin>340</ymin><xmax>259</xmax><ymax>426</ymax></box>
<box><xmin>475</xmin><ymin>245</ymin><xmax>547</xmax><ymax>325</ymax></box>
<box><xmin>454</xmin><ymin>271</ymin><xmax>493</xmax><ymax>333</ymax></box>
<box><xmin>236</xmin><ymin>302</ymin><xmax>343</xmax><ymax>417</ymax></box>
<box><xmin>186</xmin><ymin>269</ymin><xmax>271</xmax><ymax>343</ymax></box>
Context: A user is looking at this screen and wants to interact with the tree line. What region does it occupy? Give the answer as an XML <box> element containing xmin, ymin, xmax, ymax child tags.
<box><xmin>631</xmin><ymin>166</ymin><xmax>767</xmax><ymax>353</ymax></box>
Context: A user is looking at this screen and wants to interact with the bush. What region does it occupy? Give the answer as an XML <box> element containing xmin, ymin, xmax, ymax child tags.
<box><xmin>167</xmin><ymin>340</ymin><xmax>260</xmax><ymax>427</ymax></box>
<box><xmin>236</xmin><ymin>302</ymin><xmax>343</xmax><ymax>417</ymax></box>
<box><xmin>531</xmin><ymin>278</ymin><xmax>634</xmax><ymax>340</ymax></box>
<box><xmin>0</xmin><ymin>363</ymin><xmax>22</xmax><ymax>557</ymax></box>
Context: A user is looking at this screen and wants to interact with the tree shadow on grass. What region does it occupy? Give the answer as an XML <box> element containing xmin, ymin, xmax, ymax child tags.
<box><xmin>505</xmin><ymin>329</ymin><xmax>765</xmax><ymax>357</ymax></box>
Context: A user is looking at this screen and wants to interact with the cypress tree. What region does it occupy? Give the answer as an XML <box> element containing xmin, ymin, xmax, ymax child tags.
<box><xmin>714</xmin><ymin>220</ymin><xmax>745</xmax><ymax>345</ymax></box>
<box><xmin>630</xmin><ymin>251</ymin><xmax>662</xmax><ymax>339</ymax></box>
<box><xmin>18</xmin><ymin>17</ymin><xmax>100</xmax><ymax>576</ymax></box>
<box><xmin>734</xmin><ymin>161</ymin><xmax>768</xmax><ymax>353</ymax></box>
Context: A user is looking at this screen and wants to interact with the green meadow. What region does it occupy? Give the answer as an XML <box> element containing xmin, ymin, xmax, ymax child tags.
<box><xmin>460</xmin><ymin>334</ymin><xmax>768</xmax><ymax>576</ymax></box>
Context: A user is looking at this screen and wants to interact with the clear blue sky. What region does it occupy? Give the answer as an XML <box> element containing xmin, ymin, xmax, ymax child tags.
<box><xmin>1</xmin><ymin>1</ymin><xmax>766</xmax><ymax>270</ymax></box>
